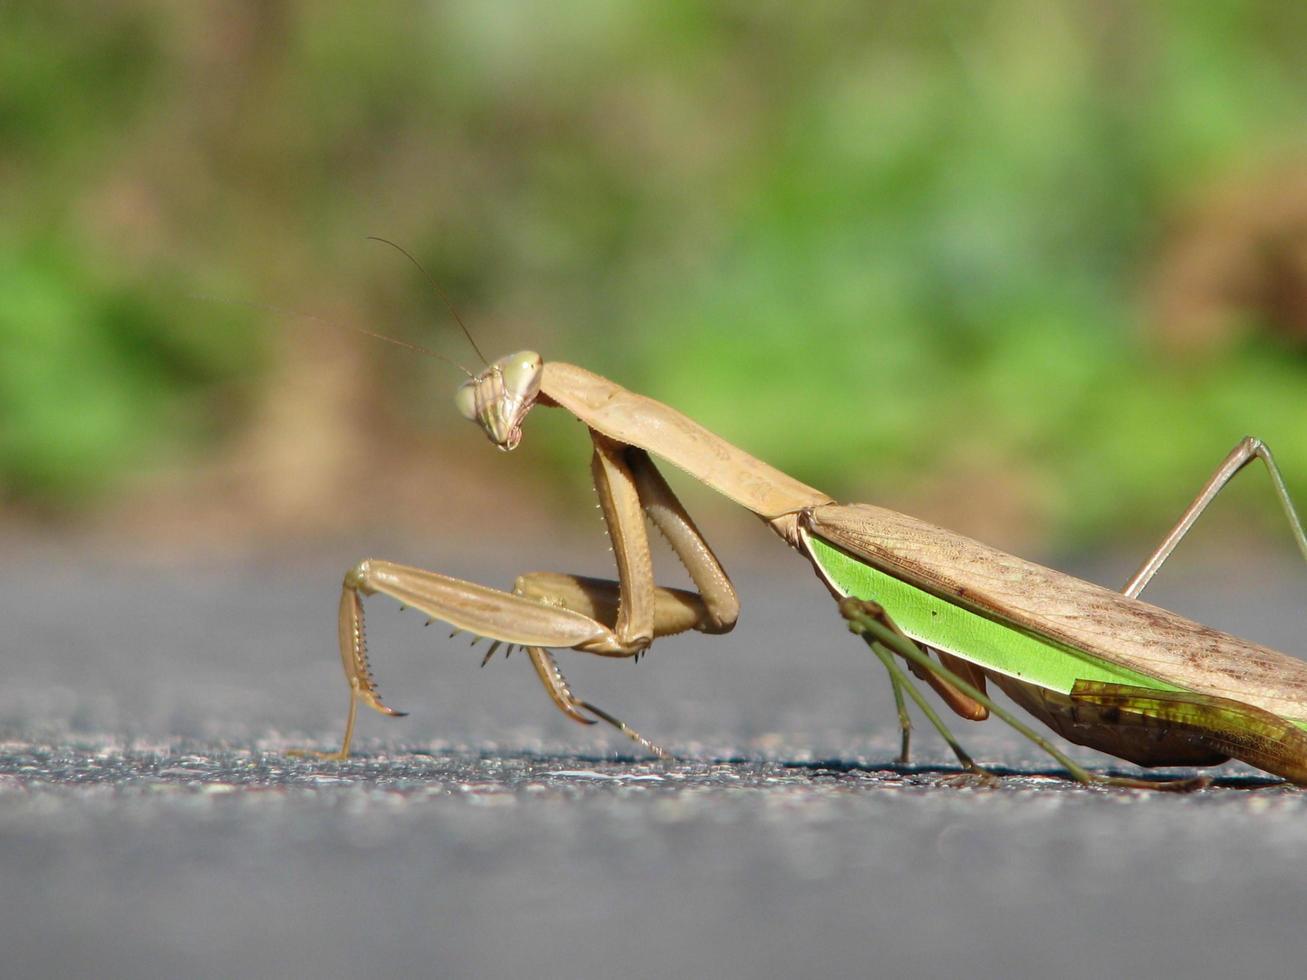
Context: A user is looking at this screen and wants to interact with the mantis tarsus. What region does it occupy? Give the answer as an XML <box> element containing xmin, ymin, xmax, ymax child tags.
<box><xmin>307</xmin><ymin>347</ymin><xmax>1307</xmax><ymax>788</ymax></box>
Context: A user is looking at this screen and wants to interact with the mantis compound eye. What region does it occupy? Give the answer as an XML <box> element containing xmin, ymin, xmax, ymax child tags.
<box><xmin>454</xmin><ymin>381</ymin><xmax>478</xmax><ymax>422</ymax></box>
<box><xmin>500</xmin><ymin>352</ymin><xmax>543</xmax><ymax>394</ymax></box>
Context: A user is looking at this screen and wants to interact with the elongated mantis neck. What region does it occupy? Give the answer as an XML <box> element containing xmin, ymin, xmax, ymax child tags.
<box><xmin>540</xmin><ymin>362</ymin><xmax>833</xmax><ymax>524</ymax></box>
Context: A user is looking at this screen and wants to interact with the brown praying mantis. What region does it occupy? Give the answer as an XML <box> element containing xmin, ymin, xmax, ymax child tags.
<box><xmin>299</xmin><ymin>321</ymin><xmax>1307</xmax><ymax>787</ymax></box>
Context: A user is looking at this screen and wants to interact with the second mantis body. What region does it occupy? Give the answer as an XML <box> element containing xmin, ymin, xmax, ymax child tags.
<box><xmin>310</xmin><ymin>349</ymin><xmax>1307</xmax><ymax>787</ymax></box>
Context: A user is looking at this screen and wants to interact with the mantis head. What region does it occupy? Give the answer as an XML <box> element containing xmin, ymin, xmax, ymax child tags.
<box><xmin>454</xmin><ymin>350</ymin><xmax>544</xmax><ymax>451</ymax></box>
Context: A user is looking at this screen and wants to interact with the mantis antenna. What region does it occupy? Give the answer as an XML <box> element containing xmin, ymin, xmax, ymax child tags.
<box><xmin>365</xmin><ymin>235</ymin><xmax>490</xmax><ymax>368</ymax></box>
<box><xmin>189</xmin><ymin>293</ymin><xmax>476</xmax><ymax>378</ymax></box>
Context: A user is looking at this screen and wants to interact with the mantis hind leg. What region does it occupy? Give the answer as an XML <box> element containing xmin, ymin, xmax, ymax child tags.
<box><xmin>1124</xmin><ymin>436</ymin><xmax>1307</xmax><ymax>598</ymax></box>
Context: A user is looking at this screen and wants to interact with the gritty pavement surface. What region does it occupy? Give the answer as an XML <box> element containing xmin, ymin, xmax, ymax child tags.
<box><xmin>3</xmin><ymin>535</ymin><xmax>1307</xmax><ymax>979</ymax></box>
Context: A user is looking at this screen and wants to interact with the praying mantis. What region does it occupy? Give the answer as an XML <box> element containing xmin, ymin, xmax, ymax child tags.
<box><xmin>308</xmin><ymin>332</ymin><xmax>1307</xmax><ymax>787</ymax></box>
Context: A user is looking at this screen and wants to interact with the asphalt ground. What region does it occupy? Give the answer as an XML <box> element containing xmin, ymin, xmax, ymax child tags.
<box><xmin>3</xmin><ymin>535</ymin><xmax>1307</xmax><ymax>979</ymax></box>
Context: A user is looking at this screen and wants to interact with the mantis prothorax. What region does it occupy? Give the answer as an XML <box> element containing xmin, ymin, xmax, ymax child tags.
<box><xmin>306</xmin><ymin>347</ymin><xmax>1307</xmax><ymax>788</ymax></box>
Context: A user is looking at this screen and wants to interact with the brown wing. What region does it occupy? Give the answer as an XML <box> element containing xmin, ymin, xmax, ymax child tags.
<box><xmin>807</xmin><ymin>502</ymin><xmax>1307</xmax><ymax>724</ymax></box>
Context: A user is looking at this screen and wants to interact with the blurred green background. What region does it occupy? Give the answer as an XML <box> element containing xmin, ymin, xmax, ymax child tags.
<box><xmin>3</xmin><ymin>1</ymin><xmax>1307</xmax><ymax>552</ymax></box>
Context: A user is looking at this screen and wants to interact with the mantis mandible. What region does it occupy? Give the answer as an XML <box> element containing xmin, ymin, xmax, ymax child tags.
<box><xmin>309</xmin><ymin>340</ymin><xmax>1307</xmax><ymax>788</ymax></box>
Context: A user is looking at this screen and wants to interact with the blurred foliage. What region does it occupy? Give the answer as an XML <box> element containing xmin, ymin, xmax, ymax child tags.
<box><xmin>3</xmin><ymin>1</ymin><xmax>1307</xmax><ymax>546</ymax></box>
